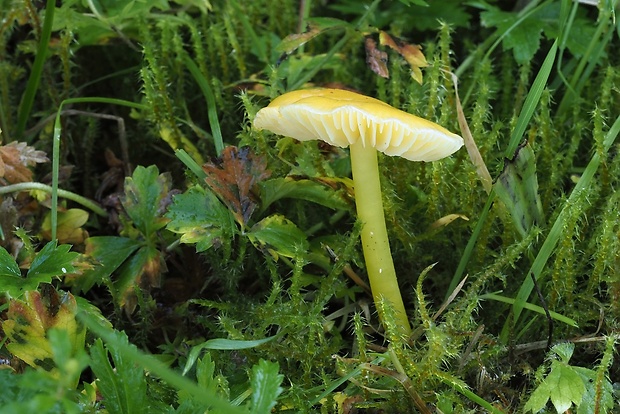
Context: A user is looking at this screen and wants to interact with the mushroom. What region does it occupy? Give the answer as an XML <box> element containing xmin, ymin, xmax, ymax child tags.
<box><xmin>253</xmin><ymin>88</ymin><xmax>463</xmax><ymax>336</ymax></box>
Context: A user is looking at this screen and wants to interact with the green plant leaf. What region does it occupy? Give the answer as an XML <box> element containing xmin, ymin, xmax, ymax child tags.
<box><xmin>0</xmin><ymin>241</ymin><xmax>79</xmax><ymax>298</ymax></box>
<box><xmin>574</xmin><ymin>366</ymin><xmax>614</xmax><ymax>414</ymax></box>
<box><xmin>89</xmin><ymin>333</ymin><xmax>148</xmax><ymax>414</ymax></box>
<box><xmin>28</xmin><ymin>241</ymin><xmax>78</xmax><ymax>280</ymax></box>
<box><xmin>166</xmin><ymin>185</ymin><xmax>235</xmax><ymax>252</ymax></box>
<box><xmin>249</xmin><ymin>359</ymin><xmax>283</xmax><ymax>414</ymax></box>
<box><xmin>494</xmin><ymin>143</ymin><xmax>545</xmax><ymax>238</ymax></box>
<box><xmin>112</xmin><ymin>244</ymin><xmax>164</xmax><ymax>313</ymax></box>
<box><xmin>123</xmin><ymin>165</ymin><xmax>172</xmax><ymax>238</ymax></box>
<box><xmin>247</xmin><ymin>214</ymin><xmax>309</xmax><ymax>259</ymax></box>
<box><xmin>259</xmin><ymin>176</ymin><xmax>352</xmax><ymax>213</ymax></box>
<box><xmin>79</xmin><ymin>236</ymin><xmax>143</xmax><ymax>293</ymax></box>
<box><xmin>183</xmin><ymin>335</ymin><xmax>278</xmax><ymax>375</ymax></box>
<box><xmin>0</xmin><ymin>246</ymin><xmax>22</xmax><ymax>294</ymax></box>
<box><xmin>481</xmin><ymin>5</ymin><xmax>545</xmax><ymax>65</ymax></box>
<box><xmin>524</xmin><ymin>343</ymin><xmax>591</xmax><ymax>413</ymax></box>
<box><xmin>0</xmin><ymin>241</ymin><xmax>77</xmax><ymax>298</ymax></box>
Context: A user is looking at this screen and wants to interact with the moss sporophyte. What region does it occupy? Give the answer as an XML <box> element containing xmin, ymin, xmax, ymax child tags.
<box><xmin>253</xmin><ymin>88</ymin><xmax>463</xmax><ymax>336</ymax></box>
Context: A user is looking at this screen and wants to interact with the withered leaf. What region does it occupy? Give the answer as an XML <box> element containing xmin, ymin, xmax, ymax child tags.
<box><xmin>379</xmin><ymin>31</ymin><xmax>428</xmax><ymax>84</ymax></box>
<box><xmin>364</xmin><ymin>37</ymin><xmax>389</xmax><ymax>79</ymax></box>
<box><xmin>276</xmin><ymin>17</ymin><xmax>351</xmax><ymax>55</ymax></box>
<box><xmin>203</xmin><ymin>146</ymin><xmax>271</xmax><ymax>227</ymax></box>
<box><xmin>0</xmin><ymin>141</ymin><xmax>49</xmax><ymax>184</ymax></box>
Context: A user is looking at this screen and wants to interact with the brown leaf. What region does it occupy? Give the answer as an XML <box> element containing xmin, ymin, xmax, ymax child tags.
<box><xmin>379</xmin><ymin>31</ymin><xmax>428</xmax><ymax>84</ymax></box>
<box><xmin>364</xmin><ymin>37</ymin><xmax>389</xmax><ymax>78</ymax></box>
<box><xmin>203</xmin><ymin>146</ymin><xmax>271</xmax><ymax>227</ymax></box>
<box><xmin>0</xmin><ymin>141</ymin><xmax>49</xmax><ymax>184</ymax></box>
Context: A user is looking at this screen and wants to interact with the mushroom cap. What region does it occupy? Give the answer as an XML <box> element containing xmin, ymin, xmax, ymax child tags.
<box><xmin>253</xmin><ymin>88</ymin><xmax>464</xmax><ymax>162</ymax></box>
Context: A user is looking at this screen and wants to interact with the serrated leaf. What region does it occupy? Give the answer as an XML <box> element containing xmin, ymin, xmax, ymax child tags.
<box><xmin>0</xmin><ymin>242</ymin><xmax>77</xmax><ymax>297</ymax></box>
<box><xmin>249</xmin><ymin>359</ymin><xmax>283</xmax><ymax>414</ymax></box>
<box><xmin>78</xmin><ymin>236</ymin><xmax>142</xmax><ymax>293</ymax></box>
<box><xmin>166</xmin><ymin>186</ymin><xmax>235</xmax><ymax>252</ymax></box>
<box><xmin>248</xmin><ymin>214</ymin><xmax>309</xmax><ymax>259</ymax></box>
<box><xmin>524</xmin><ymin>344</ymin><xmax>588</xmax><ymax>413</ymax></box>
<box><xmin>122</xmin><ymin>165</ymin><xmax>172</xmax><ymax>237</ymax></box>
<box><xmin>574</xmin><ymin>366</ymin><xmax>614</xmax><ymax>414</ymax></box>
<box><xmin>28</xmin><ymin>241</ymin><xmax>78</xmax><ymax>280</ymax></box>
<box><xmin>0</xmin><ymin>248</ymin><xmax>26</xmax><ymax>298</ymax></box>
<box><xmin>0</xmin><ymin>246</ymin><xmax>21</xmax><ymax>277</ymax></box>
<box><xmin>480</xmin><ymin>3</ymin><xmax>561</xmax><ymax>64</ymax></box>
<box><xmin>2</xmin><ymin>289</ymin><xmax>85</xmax><ymax>371</ymax></box>
<box><xmin>547</xmin><ymin>361</ymin><xmax>586</xmax><ymax>413</ymax></box>
<box><xmin>89</xmin><ymin>333</ymin><xmax>148</xmax><ymax>414</ymax></box>
<box><xmin>203</xmin><ymin>146</ymin><xmax>270</xmax><ymax>226</ymax></box>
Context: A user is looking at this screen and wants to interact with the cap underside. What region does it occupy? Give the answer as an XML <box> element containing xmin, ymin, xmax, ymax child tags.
<box><xmin>254</xmin><ymin>89</ymin><xmax>464</xmax><ymax>162</ymax></box>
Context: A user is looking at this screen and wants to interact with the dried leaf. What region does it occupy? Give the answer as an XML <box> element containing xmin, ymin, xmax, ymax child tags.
<box><xmin>0</xmin><ymin>141</ymin><xmax>49</xmax><ymax>184</ymax></box>
<box><xmin>379</xmin><ymin>31</ymin><xmax>428</xmax><ymax>84</ymax></box>
<box><xmin>276</xmin><ymin>17</ymin><xmax>351</xmax><ymax>55</ymax></box>
<box><xmin>203</xmin><ymin>146</ymin><xmax>271</xmax><ymax>227</ymax></box>
<box><xmin>364</xmin><ymin>37</ymin><xmax>389</xmax><ymax>78</ymax></box>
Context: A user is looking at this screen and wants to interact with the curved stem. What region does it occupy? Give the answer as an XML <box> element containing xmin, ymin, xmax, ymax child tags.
<box><xmin>349</xmin><ymin>141</ymin><xmax>411</xmax><ymax>336</ymax></box>
<box><xmin>0</xmin><ymin>182</ymin><xmax>108</xmax><ymax>217</ymax></box>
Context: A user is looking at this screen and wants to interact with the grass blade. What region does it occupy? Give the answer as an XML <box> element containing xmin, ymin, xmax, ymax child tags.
<box><xmin>506</xmin><ymin>114</ymin><xmax>620</xmax><ymax>336</ymax></box>
<box><xmin>16</xmin><ymin>0</ymin><xmax>55</xmax><ymax>140</ymax></box>
<box><xmin>183</xmin><ymin>55</ymin><xmax>225</xmax><ymax>156</ymax></box>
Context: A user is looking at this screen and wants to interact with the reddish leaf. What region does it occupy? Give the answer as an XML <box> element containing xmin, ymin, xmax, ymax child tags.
<box><xmin>364</xmin><ymin>37</ymin><xmax>389</xmax><ymax>78</ymax></box>
<box><xmin>379</xmin><ymin>31</ymin><xmax>428</xmax><ymax>84</ymax></box>
<box><xmin>203</xmin><ymin>146</ymin><xmax>270</xmax><ymax>227</ymax></box>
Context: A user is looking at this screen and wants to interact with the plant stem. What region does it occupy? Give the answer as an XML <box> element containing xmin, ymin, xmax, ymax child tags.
<box><xmin>349</xmin><ymin>140</ymin><xmax>411</xmax><ymax>336</ymax></box>
<box><xmin>0</xmin><ymin>182</ymin><xmax>108</xmax><ymax>217</ymax></box>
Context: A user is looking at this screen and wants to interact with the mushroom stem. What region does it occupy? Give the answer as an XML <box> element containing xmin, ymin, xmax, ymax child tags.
<box><xmin>349</xmin><ymin>140</ymin><xmax>412</xmax><ymax>336</ymax></box>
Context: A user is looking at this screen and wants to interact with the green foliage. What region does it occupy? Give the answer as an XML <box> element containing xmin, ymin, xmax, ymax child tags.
<box><xmin>1</xmin><ymin>0</ymin><xmax>620</xmax><ymax>412</ymax></box>
<box><xmin>90</xmin><ymin>334</ymin><xmax>149</xmax><ymax>414</ymax></box>
<box><xmin>525</xmin><ymin>342</ymin><xmax>614</xmax><ymax>413</ymax></box>
<box><xmin>248</xmin><ymin>359</ymin><xmax>284</xmax><ymax>414</ymax></box>
<box><xmin>0</xmin><ymin>241</ymin><xmax>78</xmax><ymax>298</ymax></box>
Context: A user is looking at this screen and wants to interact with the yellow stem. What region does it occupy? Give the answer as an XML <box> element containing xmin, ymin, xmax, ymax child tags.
<box><xmin>349</xmin><ymin>140</ymin><xmax>412</xmax><ymax>336</ymax></box>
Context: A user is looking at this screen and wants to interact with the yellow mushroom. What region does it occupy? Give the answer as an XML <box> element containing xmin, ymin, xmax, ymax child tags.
<box><xmin>254</xmin><ymin>88</ymin><xmax>463</xmax><ymax>336</ymax></box>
